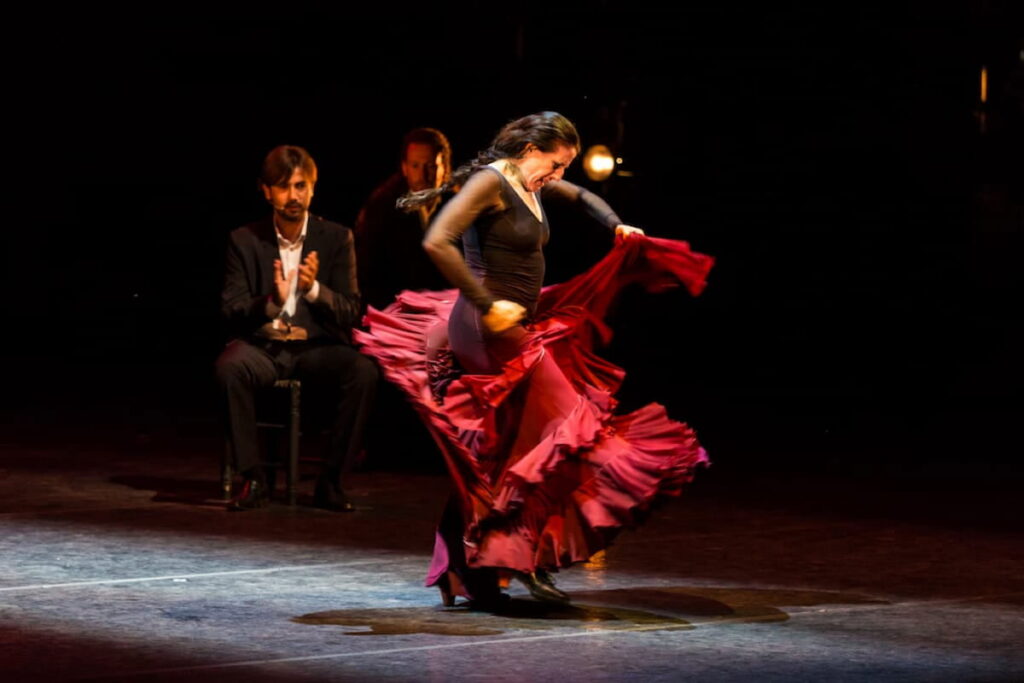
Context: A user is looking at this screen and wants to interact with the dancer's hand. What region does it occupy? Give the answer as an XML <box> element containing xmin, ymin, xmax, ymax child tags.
<box><xmin>483</xmin><ymin>300</ymin><xmax>526</xmax><ymax>333</ymax></box>
<box><xmin>615</xmin><ymin>224</ymin><xmax>645</xmax><ymax>239</ymax></box>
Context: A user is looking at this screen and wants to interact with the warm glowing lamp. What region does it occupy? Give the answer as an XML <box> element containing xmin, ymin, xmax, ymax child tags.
<box><xmin>582</xmin><ymin>144</ymin><xmax>615</xmax><ymax>182</ymax></box>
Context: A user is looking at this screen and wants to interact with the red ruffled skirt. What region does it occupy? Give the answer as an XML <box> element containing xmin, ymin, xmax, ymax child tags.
<box><xmin>354</xmin><ymin>236</ymin><xmax>714</xmax><ymax>594</ymax></box>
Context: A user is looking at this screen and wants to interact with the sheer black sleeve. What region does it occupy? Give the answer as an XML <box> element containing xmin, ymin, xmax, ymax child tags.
<box><xmin>422</xmin><ymin>169</ymin><xmax>503</xmax><ymax>312</ymax></box>
<box><xmin>541</xmin><ymin>179</ymin><xmax>623</xmax><ymax>229</ymax></box>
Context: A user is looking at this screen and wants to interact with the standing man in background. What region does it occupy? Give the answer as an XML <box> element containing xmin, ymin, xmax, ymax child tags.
<box><xmin>353</xmin><ymin>127</ymin><xmax>454</xmax><ymax>471</ymax></box>
<box><xmin>355</xmin><ymin>127</ymin><xmax>453</xmax><ymax>311</ymax></box>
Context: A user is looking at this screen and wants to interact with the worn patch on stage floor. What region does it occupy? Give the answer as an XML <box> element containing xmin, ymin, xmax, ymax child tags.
<box><xmin>569</xmin><ymin>586</ymin><xmax>887</xmax><ymax>621</ymax></box>
<box><xmin>292</xmin><ymin>586</ymin><xmax>885</xmax><ymax>636</ymax></box>
<box><xmin>292</xmin><ymin>601</ymin><xmax>690</xmax><ymax>636</ymax></box>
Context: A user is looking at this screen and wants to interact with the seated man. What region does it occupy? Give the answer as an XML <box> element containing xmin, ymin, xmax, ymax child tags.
<box><xmin>355</xmin><ymin>127</ymin><xmax>453</xmax><ymax>312</ymax></box>
<box><xmin>215</xmin><ymin>145</ymin><xmax>377</xmax><ymax>511</ymax></box>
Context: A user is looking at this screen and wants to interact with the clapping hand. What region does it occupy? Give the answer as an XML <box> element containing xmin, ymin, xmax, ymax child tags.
<box><xmin>272</xmin><ymin>259</ymin><xmax>296</xmax><ymax>307</ymax></box>
<box><xmin>298</xmin><ymin>251</ymin><xmax>319</xmax><ymax>293</ymax></box>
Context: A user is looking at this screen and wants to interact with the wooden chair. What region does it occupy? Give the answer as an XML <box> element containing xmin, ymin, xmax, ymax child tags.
<box><xmin>221</xmin><ymin>379</ymin><xmax>301</xmax><ymax>505</ymax></box>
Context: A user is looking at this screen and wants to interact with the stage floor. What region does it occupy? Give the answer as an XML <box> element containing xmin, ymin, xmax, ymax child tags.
<box><xmin>1</xmin><ymin>424</ymin><xmax>1021</xmax><ymax>682</ymax></box>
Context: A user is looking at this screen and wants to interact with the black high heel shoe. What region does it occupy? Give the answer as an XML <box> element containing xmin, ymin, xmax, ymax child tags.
<box><xmin>516</xmin><ymin>569</ymin><xmax>570</xmax><ymax>604</ymax></box>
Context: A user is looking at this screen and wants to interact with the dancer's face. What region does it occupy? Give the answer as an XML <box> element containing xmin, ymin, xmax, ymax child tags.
<box><xmin>515</xmin><ymin>144</ymin><xmax>577</xmax><ymax>192</ymax></box>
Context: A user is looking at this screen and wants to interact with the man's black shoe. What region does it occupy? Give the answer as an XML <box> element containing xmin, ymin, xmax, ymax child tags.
<box><xmin>313</xmin><ymin>478</ymin><xmax>356</xmax><ymax>512</ymax></box>
<box><xmin>228</xmin><ymin>479</ymin><xmax>269</xmax><ymax>511</ymax></box>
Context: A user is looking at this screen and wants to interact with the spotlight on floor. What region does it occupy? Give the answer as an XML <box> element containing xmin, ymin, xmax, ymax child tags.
<box><xmin>582</xmin><ymin>144</ymin><xmax>615</xmax><ymax>182</ymax></box>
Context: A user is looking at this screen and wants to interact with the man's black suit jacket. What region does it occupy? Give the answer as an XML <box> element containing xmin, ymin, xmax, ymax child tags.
<box><xmin>220</xmin><ymin>214</ymin><xmax>361</xmax><ymax>345</ymax></box>
<box><xmin>354</xmin><ymin>173</ymin><xmax>449</xmax><ymax>312</ymax></box>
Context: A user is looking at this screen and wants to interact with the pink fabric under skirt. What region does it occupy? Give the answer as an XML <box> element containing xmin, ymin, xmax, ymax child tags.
<box><xmin>354</xmin><ymin>236</ymin><xmax>715</xmax><ymax>586</ymax></box>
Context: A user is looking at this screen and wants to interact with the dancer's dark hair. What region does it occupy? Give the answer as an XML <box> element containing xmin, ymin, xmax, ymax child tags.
<box><xmin>397</xmin><ymin>111</ymin><xmax>579</xmax><ymax>211</ymax></box>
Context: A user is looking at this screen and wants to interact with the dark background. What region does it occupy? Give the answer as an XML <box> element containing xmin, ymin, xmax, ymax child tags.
<box><xmin>6</xmin><ymin>3</ymin><xmax>1022</xmax><ymax>482</ymax></box>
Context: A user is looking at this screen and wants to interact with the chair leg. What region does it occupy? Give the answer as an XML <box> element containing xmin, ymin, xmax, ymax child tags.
<box><xmin>221</xmin><ymin>441</ymin><xmax>234</xmax><ymax>501</ymax></box>
<box><xmin>286</xmin><ymin>380</ymin><xmax>301</xmax><ymax>506</ymax></box>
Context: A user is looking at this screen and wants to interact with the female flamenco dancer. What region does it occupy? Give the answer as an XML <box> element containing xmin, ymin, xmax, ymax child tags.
<box><xmin>355</xmin><ymin>111</ymin><xmax>714</xmax><ymax>609</ymax></box>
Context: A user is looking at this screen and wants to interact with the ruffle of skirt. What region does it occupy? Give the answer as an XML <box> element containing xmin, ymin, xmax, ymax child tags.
<box><xmin>466</xmin><ymin>396</ymin><xmax>708</xmax><ymax>572</ymax></box>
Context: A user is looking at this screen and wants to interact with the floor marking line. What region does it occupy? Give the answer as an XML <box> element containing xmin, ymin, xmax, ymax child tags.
<box><xmin>783</xmin><ymin>590</ymin><xmax>1024</xmax><ymax>615</ymax></box>
<box><xmin>0</xmin><ymin>560</ymin><xmax>393</xmax><ymax>592</ymax></box>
